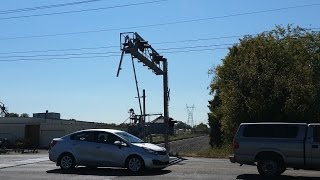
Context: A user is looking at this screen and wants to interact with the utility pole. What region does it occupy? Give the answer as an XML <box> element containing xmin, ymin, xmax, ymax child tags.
<box><xmin>117</xmin><ymin>32</ymin><xmax>170</xmax><ymax>151</ymax></box>
<box><xmin>142</xmin><ymin>89</ymin><xmax>146</xmax><ymax>124</ymax></box>
<box><xmin>142</xmin><ymin>89</ymin><xmax>146</xmax><ymax>141</ymax></box>
<box><xmin>163</xmin><ymin>59</ymin><xmax>169</xmax><ymax>150</ymax></box>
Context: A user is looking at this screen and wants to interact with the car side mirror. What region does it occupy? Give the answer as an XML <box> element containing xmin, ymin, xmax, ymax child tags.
<box><xmin>114</xmin><ymin>141</ymin><xmax>127</xmax><ymax>147</ymax></box>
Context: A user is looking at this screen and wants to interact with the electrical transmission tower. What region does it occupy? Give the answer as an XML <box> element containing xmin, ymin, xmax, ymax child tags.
<box><xmin>186</xmin><ymin>104</ymin><xmax>195</xmax><ymax>127</ymax></box>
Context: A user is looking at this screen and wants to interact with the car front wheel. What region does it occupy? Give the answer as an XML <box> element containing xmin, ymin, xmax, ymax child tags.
<box><xmin>59</xmin><ymin>154</ymin><xmax>75</xmax><ymax>170</ymax></box>
<box><xmin>126</xmin><ymin>156</ymin><xmax>144</xmax><ymax>173</ymax></box>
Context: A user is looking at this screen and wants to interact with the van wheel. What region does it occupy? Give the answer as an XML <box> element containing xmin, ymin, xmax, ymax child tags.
<box><xmin>257</xmin><ymin>158</ymin><xmax>282</xmax><ymax>177</ymax></box>
<box><xmin>59</xmin><ymin>153</ymin><xmax>75</xmax><ymax>170</ymax></box>
<box><xmin>126</xmin><ymin>155</ymin><xmax>144</xmax><ymax>173</ymax></box>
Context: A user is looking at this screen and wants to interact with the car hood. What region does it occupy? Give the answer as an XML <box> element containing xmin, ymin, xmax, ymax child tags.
<box><xmin>132</xmin><ymin>143</ymin><xmax>166</xmax><ymax>151</ymax></box>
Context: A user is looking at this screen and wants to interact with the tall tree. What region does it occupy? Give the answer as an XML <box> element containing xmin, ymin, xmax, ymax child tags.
<box><xmin>208</xmin><ymin>89</ymin><xmax>223</xmax><ymax>147</ymax></box>
<box><xmin>209</xmin><ymin>25</ymin><xmax>320</xmax><ymax>142</ymax></box>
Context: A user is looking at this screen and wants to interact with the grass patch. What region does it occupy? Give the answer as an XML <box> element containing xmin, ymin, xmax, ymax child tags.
<box><xmin>180</xmin><ymin>144</ymin><xmax>233</xmax><ymax>158</ymax></box>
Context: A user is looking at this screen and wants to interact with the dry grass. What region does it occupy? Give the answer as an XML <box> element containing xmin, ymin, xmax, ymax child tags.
<box><xmin>150</xmin><ymin>134</ymin><xmax>204</xmax><ymax>144</ymax></box>
<box><xmin>179</xmin><ymin>144</ymin><xmax>233</xmax><ymax>158</ymax></box>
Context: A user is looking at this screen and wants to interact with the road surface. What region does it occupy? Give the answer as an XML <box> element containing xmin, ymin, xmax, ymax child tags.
<box><xmin>0</xmin><ymin>153</ymin><xmax>319</xmax><ymax>180</ymax></box>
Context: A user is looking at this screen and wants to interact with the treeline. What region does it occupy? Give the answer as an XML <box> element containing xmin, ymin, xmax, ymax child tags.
<box><xmin>208</xmin><ymin>25</ymin><xmax>320</xmax><ymax>147</ymax></box>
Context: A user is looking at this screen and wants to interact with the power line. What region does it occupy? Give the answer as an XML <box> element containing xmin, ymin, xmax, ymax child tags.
<box><xmin>2</xmin><ymin>27</ymin><xmax>320</xmax><ymax>55</ymax></box>
<box><xmin>0</xmin><ymin>54</ymin><xmax>119</xmax><ymax>62</ymax></box>
<box><xmin>0</xmin><ymin>51</ymin><xmax>119</xmax><ymax>59</ymax></box>
<box><xmin>161</xmin><ymin>47</ymin><xmax>229</xmax><ymax>54</ymax></box>
<box><xmin>0</xmin><ymin>35</ymin><xmax>240</xmax><ymax>55</ymax></box>
<box><xmin>0</xmin><ymin>0</ymin><xmax>167</xmax><ymax>21</ymax></box>
<box><xmin>0</xmin><ymin>45</ymin><xmax>118</xmax><ymax>55</ymax></box>
<box><xmin>153</xmin><ymin>35</ymin><xmax>245</xmax><ymax>45</ymax></box>
<box><xmin>0</xmin><ymin>0</ymin><xmax>105</xmax><ymax>15</ymax></box>
<box><xmin>0</xmin><ymin>43</ymin><xmax>234</xmax><ymax>58</ymax></box>
<box><xmin>0</xmin><ymin>3</ymin><xmax>318</xmax><ymax>41</ymax></box>
<box><xmin>157</xmin><ymin>43</ymin><xmax>234</xmax><ymax>51</ymax></box>
<box><xmin>0</xmin><ymin>47</ymin><xmax>231</xmax><ymax>62</ymax></box>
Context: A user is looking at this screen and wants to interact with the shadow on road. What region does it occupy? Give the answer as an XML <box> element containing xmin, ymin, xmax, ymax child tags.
<box><xmin>237</xmin><ymin>174</ymin><xmax>320</xmax><ymax>180</ymax></box>
<box><xmin>47</xmin><ymin>167</ymin><xmax>171</xmax><ymax>176</ymax></box>
<box><xmin>168</xmin><ymin>157</ymin><xmax>187</xmax><ymax>166</ymax></box>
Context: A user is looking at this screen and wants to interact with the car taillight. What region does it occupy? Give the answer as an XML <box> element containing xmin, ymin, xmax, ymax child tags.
<box><xmin>50</xmin><ymin>140</ymin><xmax>57</xmax><ymax>149</ymax></box>
<box><xmin>233</xmin><ymin>140</ymin><xmax>239</xmax><ymax>149</ymax></box>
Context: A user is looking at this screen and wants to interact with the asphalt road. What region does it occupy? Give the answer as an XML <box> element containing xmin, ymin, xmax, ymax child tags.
<box><xmin>1</xmin><ymin>153</ymin><xmax>320</xmax><ymax>180</ymax></box>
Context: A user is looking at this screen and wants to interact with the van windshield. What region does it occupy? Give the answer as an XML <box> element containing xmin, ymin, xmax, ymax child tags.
<box><xmin>115</xmin><ymin>132</ymin><xmax>144</xmax><ymax>143</ymax></box>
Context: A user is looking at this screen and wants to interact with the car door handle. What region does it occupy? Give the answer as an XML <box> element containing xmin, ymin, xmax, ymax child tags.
<box><xmin>312</xmin><ymin>145</ymin><xmax>318</xmax><ymax>149</ymax></box>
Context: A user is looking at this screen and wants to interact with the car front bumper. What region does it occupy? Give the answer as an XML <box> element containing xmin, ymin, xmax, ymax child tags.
<box><xmin>144</xmin><ymin>154</ymin><xmax>170</xmax><ymax>169</ymax></box>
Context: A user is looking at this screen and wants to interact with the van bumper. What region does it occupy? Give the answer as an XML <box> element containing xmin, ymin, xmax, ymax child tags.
<box><xmin>229</xmin><ymin>155</ymin><xmax>236</xmax><ymax>163</ymax></box>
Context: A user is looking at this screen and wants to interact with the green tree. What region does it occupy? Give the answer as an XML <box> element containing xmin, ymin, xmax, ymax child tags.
<box><xmin>6</xmin><ymin>113</ymin><xmax>19</xmax><ymax>117</ymax></box>
<box><xmin>20</xmin><ymin>113</ymin><xmax>30</xmax><ymax>117</ymax></box>
<box><xmin>209</xmin><ymin>25</ymin><xmax>320</xmax><ymax>142</ymax></box>
<box><xmin>175</xmin><ymin>121</ymin><xmax>191</xmax><ymax>129</ymax></box>
<box><xmin>208</xmin><ymin>90</ymin><xmax>223</xmax><ymax>147</ymax></box>
<box><xmin>193</xmin><ymin>122</ymin><xmax>209</xmax><ymax>134</ymax></box>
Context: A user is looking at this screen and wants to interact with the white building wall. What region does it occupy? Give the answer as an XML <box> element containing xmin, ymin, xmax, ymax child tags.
<box><xmin>0</xmin><ymin>124</ymin><xmax>25</xmax><ymax>142</ymax></box>
<box><xmin>39</xmin><ymin>123</ymin><xmax>100</xmax><ymax>148</ymax></box>
<box><xmin>0</xmin><ymin>117</ymin><xmax>109</xmax><ymax>148</ymax></box>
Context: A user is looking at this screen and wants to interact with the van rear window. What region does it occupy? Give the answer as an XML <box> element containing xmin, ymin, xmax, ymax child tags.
<box><xmin>243</xmin><ymin>124</ymin><xmax>299</xmax><ymax>138</ymax></box>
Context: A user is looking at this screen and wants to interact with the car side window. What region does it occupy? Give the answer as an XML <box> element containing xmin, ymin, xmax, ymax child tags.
<box><xmin>71</xmin><ymin>132</ymin><xmax>95</xmax><ymax>142</ymax></box>
<box><xmin>313</xmin><ymin>126</ymin><xmax>320</xmax><ymax>143</ymax></box>
<box><xmin>96</xmin><ymin>132</ymin><xmax>120</xmax><ymax>144</ymax></box>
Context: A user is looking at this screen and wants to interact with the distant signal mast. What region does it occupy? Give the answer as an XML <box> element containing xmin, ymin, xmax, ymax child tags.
<box><xmin>0</xmin><ymin>101</ymin><xmax>9</xmax><ymax>117</ymax></box>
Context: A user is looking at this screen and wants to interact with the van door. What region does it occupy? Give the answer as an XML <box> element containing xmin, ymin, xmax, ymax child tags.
<box><xmin>311</xmin><ymin>125</ymin><xmax>320</xmax><ymax>165</ymax></box>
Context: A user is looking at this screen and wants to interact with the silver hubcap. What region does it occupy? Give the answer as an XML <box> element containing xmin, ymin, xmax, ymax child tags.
<box><xmin>128</xmin><ymin>158</ymin><xmax>141</xmax><ymax>172</ymax></box>
<box><xmin>61</xmin><ymin>156</ymin><xmax>73</xmax><ymax>169</ymax></box>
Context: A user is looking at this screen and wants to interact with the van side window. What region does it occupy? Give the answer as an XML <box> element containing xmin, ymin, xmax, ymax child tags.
<box><xmin>313</xmin><ymin>126</ymin><xmax>320</xmax><ymax>142</ymax></box>
<box><xmin>243</xmin><ymin>124</ymin><xmax>299</xmax><ymax>138</ymax></box>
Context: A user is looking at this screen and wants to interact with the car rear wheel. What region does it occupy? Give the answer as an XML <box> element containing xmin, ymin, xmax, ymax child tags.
<box><xmin>257</xmin><ymin>158</ymin><xmax>282</xmax><ymax>177</ymax></box>
<box><xmin>59</xmin><ymin>154</ymin><xmax>75</xmax><ymax>170</ymax></box>
<box><xmin>126</xmin><ymin>156</ymin><xmax>144</xmax><ymax>173</ymax></box>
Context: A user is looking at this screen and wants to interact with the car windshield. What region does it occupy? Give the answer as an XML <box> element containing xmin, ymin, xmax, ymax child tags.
<box><xmin>115</xmin><ymin>132</ymin><xmax>144</xmax><ymax>143</ymax></box>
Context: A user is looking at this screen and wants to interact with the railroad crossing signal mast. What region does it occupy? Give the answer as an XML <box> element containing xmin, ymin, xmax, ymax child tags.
<box><xmin>0</xmin><ymin>101</ymin><xmax>9</xmax><ymax>117</ymax></box>
<box><xmin>117</xmin><ymin>32</ymin><xmax>170</xmax><ymax>151</ymax></box>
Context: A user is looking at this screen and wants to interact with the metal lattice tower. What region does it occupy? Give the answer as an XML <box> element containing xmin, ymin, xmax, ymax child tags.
<box><xmin>186</xmin><ymin>104</ymin><xmax>195</xmax><ymax>127</ymax></box>
<box><xmin>117</xmin><ymin>32</ymin><xmax>170</xmax><ymax>151</ymax></box>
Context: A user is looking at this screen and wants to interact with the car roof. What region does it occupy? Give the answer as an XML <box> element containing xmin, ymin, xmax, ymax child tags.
<box><xmin>72</xmin><ymin>129</ymin><xmax>125</xmax><ymax>134</ymax></box>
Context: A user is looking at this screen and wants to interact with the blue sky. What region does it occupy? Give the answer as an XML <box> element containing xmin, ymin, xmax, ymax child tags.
<box><xmin>0</xmin><ymin>0</ymin><xmax>319</xmax><ymax>125</ymax></box>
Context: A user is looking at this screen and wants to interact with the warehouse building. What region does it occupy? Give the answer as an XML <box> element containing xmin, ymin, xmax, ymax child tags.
<box><xmin>0</xmin><ymin>112</ymin><xmax>107</xmax><ymax>148</ymax></box>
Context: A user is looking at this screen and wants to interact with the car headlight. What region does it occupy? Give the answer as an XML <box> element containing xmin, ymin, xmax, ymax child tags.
<box><xmin>144</xmin><ymin>148</ymin><xmax>158</xmax><ymax>155</ymax></box>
